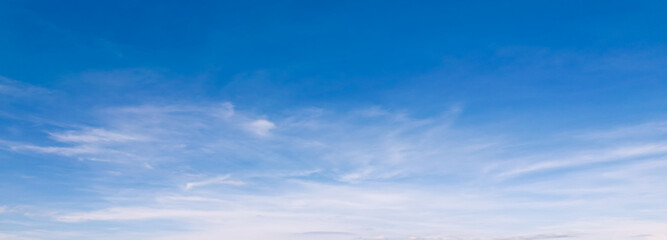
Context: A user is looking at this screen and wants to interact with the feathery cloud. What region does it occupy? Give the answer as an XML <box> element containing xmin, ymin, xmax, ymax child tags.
<box><xmin>184</xmin><ymin>175</ymin><xmax>246</xmax><ymax>190</ymax></box>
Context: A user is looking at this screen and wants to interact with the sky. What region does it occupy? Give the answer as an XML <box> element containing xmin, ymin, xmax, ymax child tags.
<box><xmin>2</xmin><ymin>1</ymin><xmax>667</xmax><ymax>239</ymax></box>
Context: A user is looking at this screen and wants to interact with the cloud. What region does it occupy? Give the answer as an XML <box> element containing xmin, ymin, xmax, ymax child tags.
<box><xmin>0</xmin><ymin>76</ymin><xmax>50</xmax><ymax>97</ymax></box>
<box><xmin>185</xmin><ymin>175</ymin><xmax>246</xmax><ymax>190</ymax></box>
<box><xmin>49</xmin><ymin>128</ymin><xmax>146</xmax><ymax>143</ymax></box>
<box><xmin>574</xmin><ymin>121</ymin><xmax>667</xmax><ymax>140</ymax></box>
<box><xmin>245</xmin><ymin>119</ymin><xmax>275</xmax><ymax>136</ymax></box>
<box><xmin>42</xmin><ymin>176</ymin><xmax>667</xmax><ymax>240</ymax></box>
<box><xmin>212</xmin><ymin>102</ymin><xmax>235</xmax><ymax>119</ymax></box>
<box><xmin>55</xmin><ymin>207</ymin><xmax>226</xmax><ymax>222</ymax></box>
<box><xmin>11</xmin><ymin>145</ymin><xmax>103</xmax><ymax>156</ymax></box>
<box><xmin>497</xmin><ymin>143</ymin><xmax>667</xmax><ymax>178</ymax></box>
<box><xmin>3</xmin><ymin>101</ymin><xmax>480</xmax><ymax>180</ymax></box>
<box><xmin>6</xmin><ymin>99</ymin><xmax>667</xmax><ymax>240</ymax></box>
<box><xmin>338</xmin><ymin>167</ymin><xmax>403</xmax><ymax>183</ymax></box>
<box><xmin>3</xmin><ymin>102</ymin><xmax>244</xmax><ymax>163</ymax></box>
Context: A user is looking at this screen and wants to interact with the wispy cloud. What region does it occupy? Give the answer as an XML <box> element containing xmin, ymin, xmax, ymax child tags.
<box><xmin>56</xmin><ymin>207</ymin><xmax>230</xmax><ymax>222</ymax></box>
<box><xmin>4</xmin><ymin>99</ymin><xmax>667</xmax><ymax>240</ymax></box>
<box><xmin>49</xmin><ymin>128</ymin><xmax>146</xmax><ymax>143</ymax></box>
<box><xmin>573</xmin><ymin>121</ymin><xmax>667</xmax><ymax>140</ymax></box>
<box><xmin>497</xmin><ymin>143</ymin><xmax>667</xmax><ymax>178</ymax></box>
<box><xmin>0</xmin><ymin>76</ymin><xmax>50</xmax><ymax>97</ymax></box>
<box><xmin>11</xmin><ymin>145</ymin><xmax>104</xmax><ymax>156</ymax></box>
<box><xmin>184</xmin><ymin>175</ymin><xmax>246</xmax><ymax>190</ymax></box>
<box><xmin>245</xmin><ymin>119</ymin><xmax>276</xmax><ymax>136</ymax></box>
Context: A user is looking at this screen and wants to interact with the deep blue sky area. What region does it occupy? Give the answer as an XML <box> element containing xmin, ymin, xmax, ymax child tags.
<box><xmin>2</xmin><ymin>1</ymin><xmax>667</xmax><ymax>239</ymax></box>
<box><xmin>2</xmin><ymin>1</ymin><xmax>667</xmax><ymax>126</ymax></box>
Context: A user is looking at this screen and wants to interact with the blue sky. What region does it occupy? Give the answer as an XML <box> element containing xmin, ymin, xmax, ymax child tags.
<box><xmin>2</xmin><ymin>1</ymin><xmax>667</xmax><ymax>239</ymax></box>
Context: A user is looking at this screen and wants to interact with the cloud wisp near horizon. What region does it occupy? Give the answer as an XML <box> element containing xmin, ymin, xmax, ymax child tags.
<box><xmin>2</xmin><ymin>1</ymin><xmax>667</xmax><ymax>240</ymax></box>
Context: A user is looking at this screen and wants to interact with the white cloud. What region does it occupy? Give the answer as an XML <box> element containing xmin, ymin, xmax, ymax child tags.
<box><xmin>498</xmin><ymin>143</ymin><xmax>667</xmax><ymax>178</ymax></box>
<box><xmin>185</xmin><ymin>175</ymin><xmax>245</xmax><ymax>190</ymax></box>
<box><xmin>338</xmin><ymin>168</ymin><xmax>403</xmax><ymax>183</ymax></box>
<box><xmin>56</xmin><ymin>207</ymin><xmax>228</xmax><ymax>222</ymax></box>
<box><xmin>245</xmin><ymin>119</ymin><xmax>275</xmax><ymax>136</ymax></box>
<box><xmin>49</xmin><ymin>128</ymin><xmax>146</xmax><ymax>143</ymax></box>
<box><xmin>11</xmin><ymin>145</ymin><xmax>103</xmax><ymax>156</ymax></box>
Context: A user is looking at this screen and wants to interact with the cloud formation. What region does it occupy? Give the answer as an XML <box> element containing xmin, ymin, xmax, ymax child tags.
<box><xmin>245</xmin><ymin>119</ymin><xmax>276</xmax><ymax>136</ymax></box>
<box><xmin>184</xmin><ymin>175</ymin><xmax>246</xmax><ymax>190</ymax></box>
<box><xmin>2</xmin><ymin>94</ymin><xmax>667</xmax><ymax>239</ymax></box>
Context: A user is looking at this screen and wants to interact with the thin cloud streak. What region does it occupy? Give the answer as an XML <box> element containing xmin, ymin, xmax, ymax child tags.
<box><xmin>497</xmin><ymin>143</ymin><xmax>667</xmax><ymax>178</ymax></box>
<box><xmin>184</xmin><ymin>175</ymin><xmax>246</xmax><ymax>190</ymax></box>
